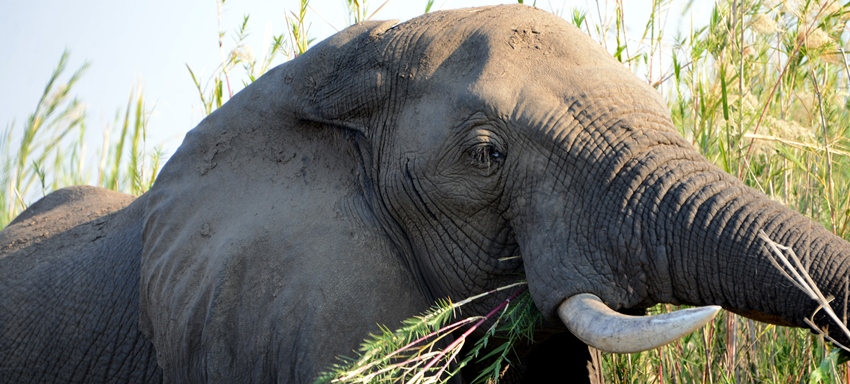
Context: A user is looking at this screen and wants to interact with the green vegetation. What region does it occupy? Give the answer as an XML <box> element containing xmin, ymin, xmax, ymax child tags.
<box><xmin>0</xmin><ymin>51</ymin><xmax>160</xmax><ymax>226</ymax></box>
<box><xmin>316</xmin><ymin>282</ymin><xmax>538</xmax><ymax>384</ymax></box>
<box><xmin>4</xmin><ymin>0</ymin><xmax>850</xmax><ymax>382</ymax></box>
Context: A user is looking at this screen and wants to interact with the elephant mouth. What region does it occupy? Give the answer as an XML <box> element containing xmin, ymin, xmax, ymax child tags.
<box><xmin>557</xmin><ymin>294</ymin><xmax>721</xmax><ymax>353</ymax></box>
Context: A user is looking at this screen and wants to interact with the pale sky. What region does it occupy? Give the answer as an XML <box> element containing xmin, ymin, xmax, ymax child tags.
<box><xmin>0</xmin><ymin>0</ymin><xmax>708</xmax><ymax>162</ymax></box>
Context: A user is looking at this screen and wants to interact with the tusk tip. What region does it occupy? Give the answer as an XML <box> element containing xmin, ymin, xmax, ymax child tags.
<box><xmin>558</xmin><ymin>294</ymin><xmax>721</xmax><ymax>353</ymax></box>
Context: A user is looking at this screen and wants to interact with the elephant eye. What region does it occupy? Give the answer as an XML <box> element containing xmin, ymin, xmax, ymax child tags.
<box><xmin>469</xmin><ymin>144</ymin><xmax>505</xmax><ymax>171</ymax></box>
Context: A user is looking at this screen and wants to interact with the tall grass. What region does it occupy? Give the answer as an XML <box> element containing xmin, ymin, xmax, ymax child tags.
<box><xmin>1</xmin><ymin>51</ymin><xmax>87</xmax><ymax>225</ymax></box>
<box><xmin>4</xmin><ymin>0</ymin><xmax>850</xmax><ymax>382</ymax></box>
<box><xmin>0</xmin><ymin>51</ymin><xmax>161</xmax><ymax>227</ymax></box>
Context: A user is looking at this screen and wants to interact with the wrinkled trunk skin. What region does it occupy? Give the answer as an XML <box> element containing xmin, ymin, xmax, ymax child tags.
<box><xmin>649</xmin><ymin>156</ymin><xmax>850</xmax><ymax>338</ymax></box>
<box><xmin>0</xmin><ymin>186</ymin><xmax>162</xmax><ymax>383</ymax></box>
<box><xmin>590</xmin><ymin>123</ymin><xmax>850</xmax><ymax>343</ymax></box>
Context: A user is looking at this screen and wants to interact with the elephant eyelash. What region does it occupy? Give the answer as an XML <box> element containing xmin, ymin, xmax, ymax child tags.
<box><xmin>469</xmin><ymin>144</ymin><xmax>505</xmax><ymax>171</ymax></box>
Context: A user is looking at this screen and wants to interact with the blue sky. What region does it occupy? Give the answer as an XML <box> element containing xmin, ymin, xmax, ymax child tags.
<box><xmin>1</xmin><ymin>0</ymin><xmax>706</xmax><ymax>161</ymax></box>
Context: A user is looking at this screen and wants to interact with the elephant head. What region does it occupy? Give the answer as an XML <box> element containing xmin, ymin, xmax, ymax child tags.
<box><xmin>5</xmin><ymin>4</ymin><xmax>848</xmax><ymax>384</ymax></box>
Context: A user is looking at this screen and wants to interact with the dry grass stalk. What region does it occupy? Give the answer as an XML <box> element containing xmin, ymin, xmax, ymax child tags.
<box><xmin>759</xmin><ymin>230</ymin><xmax>850</xmax><ymax>352</ymax></box>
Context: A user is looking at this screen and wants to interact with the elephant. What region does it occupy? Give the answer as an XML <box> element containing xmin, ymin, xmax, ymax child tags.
<box><xmin>3</xmin><ymin>4</ymin><xmax>850</xmax><ymax>383</ymax></box>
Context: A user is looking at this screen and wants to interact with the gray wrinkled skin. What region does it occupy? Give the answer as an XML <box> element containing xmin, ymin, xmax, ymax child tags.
<box><xmin>3</xmin><ymin>5</ymin><xmax>850</xmax><ymax>383</ymax></box>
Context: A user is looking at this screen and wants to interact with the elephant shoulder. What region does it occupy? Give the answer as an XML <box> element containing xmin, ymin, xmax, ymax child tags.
<box><xmin>1</xmin><ymin>186</ymin><xmax>136</xmax><ymax>257</ymax></box>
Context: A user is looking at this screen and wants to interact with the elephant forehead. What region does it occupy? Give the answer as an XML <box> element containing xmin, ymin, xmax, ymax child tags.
<box><xmin>390</xmin><ymin>5</ymin><xmax>622</xmax><ymax>78</ymax></box>
<box><xmin>388</xmin><ymin>5</ymin><xmax>664</xmax><ymax>120</ymax></box>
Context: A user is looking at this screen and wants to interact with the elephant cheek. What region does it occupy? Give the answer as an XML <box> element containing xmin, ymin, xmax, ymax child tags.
<box><xmin>520</xmin><ymin>236</ymin><xmax>624</xmax><ymax>322</ymax></box>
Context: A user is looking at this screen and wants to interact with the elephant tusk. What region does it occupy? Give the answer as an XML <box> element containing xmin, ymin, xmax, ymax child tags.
<box><xmin>557</xmin><ymin>293</ymin><xmax>721</xmax><ymax>353</ymax></box>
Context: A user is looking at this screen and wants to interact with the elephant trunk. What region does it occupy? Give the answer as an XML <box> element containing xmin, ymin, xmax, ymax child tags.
<box><xmin>641</xmin><ymin>152</ymin><xmax>850</xmax><ymax>345</ymax></box>
<box><xmin>555</xmin><ymin>146</ymin><xmax>850</xmax><ymax>352</ymax></box>
<box><xmin>516</xmin><ymin>92</ymin><xmax>850</xmax><ymax>351</ymax></box>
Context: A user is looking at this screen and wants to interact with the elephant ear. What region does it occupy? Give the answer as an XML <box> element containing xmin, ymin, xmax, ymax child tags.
<box><xmin>137</xmin><ymin>20</ymin><xmax>422</xmax><ymax>381</ymax></box>
<box><xmin>279</xmin><ymin>19</ymin><xmax>399</xmax><ymax>134</ymax></box>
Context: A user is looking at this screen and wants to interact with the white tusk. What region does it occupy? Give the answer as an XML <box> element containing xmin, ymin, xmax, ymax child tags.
<box><xmin>557</xmin><ymin>293</ymin><xmax>721</xmax><ymax>353</ymax></box>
